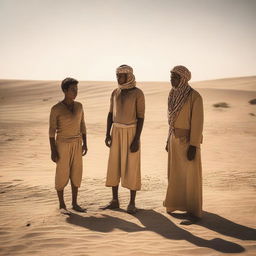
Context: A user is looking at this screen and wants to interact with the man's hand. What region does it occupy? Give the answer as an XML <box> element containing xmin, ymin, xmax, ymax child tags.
<box><xmin>187</xmin><ymin>145</ymin><xmax>196</xmax><ymax>161</ymax></box>
<box><xmin>51</xmin><ymin>149</ymin><xmax>59</xmax><ymax>163</ymax></box>
<box><xmin>165</xmin><ymin>141</ymin><xmax>169</xmax><ymax>152</ymax></box>
<box><xmin>82</xmin><ymin>144</ymin><xmax>88</xmax><ymax>156</ymax></box>
<box><xmin>130</xmin><ymin>138</ymin><xmax>140</xmax><ymax>153</ymax></box>
<box><xmin>105</xmin><ymin>135</ymin><xmax>112</xmax><ymax>147</ymax></box>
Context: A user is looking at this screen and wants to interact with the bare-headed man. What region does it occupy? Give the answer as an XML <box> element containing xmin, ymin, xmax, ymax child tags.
<box><xmin>49</xmin><ymin>77</ymin><xmax>88</xmax><ymax>213</ymax></box>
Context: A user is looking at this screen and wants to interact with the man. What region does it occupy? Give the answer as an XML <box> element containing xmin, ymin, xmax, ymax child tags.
<box><xmin>49</xmin><ymin>77</ymin><xmax>88</xmax><ymax>213</ymax></box>
<box><xmin>103</xmin><ymin>64</ymin><xmax>145</xmax><ymax>214</ymax></box>
<box><xmin>164</xmin><ymin>65</ymin><xmax>204</xmax><ymax>223</ymax></box>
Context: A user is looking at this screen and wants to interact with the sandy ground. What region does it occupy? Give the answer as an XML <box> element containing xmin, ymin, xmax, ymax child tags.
<box><xmin>0</xmin><ymin>77</ymin><xmax>256</xmax><ymax>256</ymax></box>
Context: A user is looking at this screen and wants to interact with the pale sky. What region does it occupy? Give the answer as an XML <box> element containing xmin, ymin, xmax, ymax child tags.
<box><xmin>0</xmin><ymin>0</ymin><xmax>255</xmax><ymax>81</ymax></box>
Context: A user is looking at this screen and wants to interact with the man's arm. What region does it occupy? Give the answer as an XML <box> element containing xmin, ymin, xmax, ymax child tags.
<box><xmin>130</xmin><ymin>117</ymin><xmax>144</xmax><ymax>152</ymax></box>
<box><xmin>82</xmin><ymin>133</ymin><xmax>88</xmax><ymax>156</ymax></box>
<box><xmin>105</xmin><ymin>112</ymin><xmax>113</xmax><ymax>147</ymax></box>
<box><xmin>131</xmin><ymin>90</ymin><xmax>145</xmax><ymax>152</ymax></box>
<box><xmin>49</xmin><ymin>137</ymin><xmax>59</xmax><ymax>162</ymax></box>
<box><xmin>80</xmin><ymin>107</ymin><xmax>88</xmax><ymax>155</ymax></box>
<box><xmin>49</xmin><ymin>107</ymin><xmax>59</xmax><ymax>162</ymax></box>
<box><xmin>187</xmin><ymin>94</ymin><xmax>204</xmax><ymax>161</ymax></box>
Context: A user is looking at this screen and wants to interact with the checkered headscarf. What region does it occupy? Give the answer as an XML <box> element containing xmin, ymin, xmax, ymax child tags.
<box><xmin>116</xmin><ymin>65</ymin><xmax>136</xmax><ymax>90</ymax></box>
<box><xmin>167</xmin><ymin>65</ymin><xmax>193</xmax><ymax>141</ymax></box>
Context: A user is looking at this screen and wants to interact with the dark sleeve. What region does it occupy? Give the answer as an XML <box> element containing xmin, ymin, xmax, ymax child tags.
<box><xmin>109</xmin><ymin>90</ymin><xmax>115</xmax><ymax>113</ymax></box>
<box><xmin>136</xmin><ymin>90</ymin><xmax>145</xmax><ymax>118</ymax></box>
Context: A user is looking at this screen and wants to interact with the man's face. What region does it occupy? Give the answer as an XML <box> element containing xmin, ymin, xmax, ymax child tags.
<box><xmin>170</xmin><ymin>72</ymin><xmax>181</xmax><ymax>88</ymax></box>
<box><xmin>117</xmin><ymin>73</ymin><xmax>128</xmax><ymax>85</ymax></box>
<box><xmin>65</xmin><ymin>84</ymin><xmax>78</xmax><ymax>100</ymax></box>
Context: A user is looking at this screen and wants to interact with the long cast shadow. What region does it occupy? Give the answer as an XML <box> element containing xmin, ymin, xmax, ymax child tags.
<box><xmin>170</xmin><ymin>211</ymin><xmax>256</xmax><ymax>241</ymax></box>
<box><xmin>67</xmin><ymin>209</ymin><xmax>244</xmax><ymax>253</ymax></box>
<box><xmin>66</xmin><ymin>211</ymin><xmax>144</xmax><ymax>233</ymax></box>
<box><xmin>133</xmin><ymin>209</ymin><xmax>244</xmax><ymax>253</ymax></box>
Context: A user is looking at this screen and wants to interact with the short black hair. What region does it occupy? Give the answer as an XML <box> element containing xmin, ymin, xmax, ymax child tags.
<box><xmin>61</xmin><ymin>77</ymin><xmax>78</xmax><ymax>92</ymax></box>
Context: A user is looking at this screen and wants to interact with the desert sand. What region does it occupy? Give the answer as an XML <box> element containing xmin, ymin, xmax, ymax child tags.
<box><xmin>0</xmin><ymin>77</ymin><xmax>256</xmax><ymax>256</ymax></box>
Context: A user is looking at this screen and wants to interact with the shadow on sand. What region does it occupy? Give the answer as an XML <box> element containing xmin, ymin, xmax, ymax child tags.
<box><xmin>66</xmin><ymin>209</ymin><xmax>254</xmax><ymax>253</ymax></box>
<box><xmin>170</xmin><ymin>211</ymin><xmax>256</xmax><ymax>241</ymax></box>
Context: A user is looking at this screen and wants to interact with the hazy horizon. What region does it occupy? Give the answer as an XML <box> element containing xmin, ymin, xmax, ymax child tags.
<box><xmin>1</xmin><ymin>0</ymin><xmax>255</xmax><ymax>82</ymax></box>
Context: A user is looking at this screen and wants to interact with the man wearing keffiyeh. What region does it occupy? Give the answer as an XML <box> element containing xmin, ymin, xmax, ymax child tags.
<box><xmin>102</xmin><ymin>65</ymin><xmax>145</xmax><ymax>214</ymax></box>
<box><xmin>164</xmin><ymin>65</ymin><xmax>204</xmax><ymax>223</ymax></box>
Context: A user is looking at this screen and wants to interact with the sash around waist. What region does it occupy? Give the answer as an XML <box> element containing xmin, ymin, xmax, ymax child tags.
<box><xmin>173</xmin><ymin>128</ymin><xmax>190</xmax><ymax>138</ymax></box>
<box><xmin>56</xmin><ymin>134</ymin><xmax>82</xmax><ymax>142</ymax></box>
<box><xmin>113</xmin><ymin>122</ymin><xmax>137</xmax><ymax>128</ymax></box>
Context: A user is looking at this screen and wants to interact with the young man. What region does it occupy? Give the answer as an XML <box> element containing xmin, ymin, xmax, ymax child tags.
<box><xmin>49</xmin><ymin>77</ymin><xmax>88</xmax><ymax>213</ymax></box>
<box><xmin>103</xmin><ymin>65</ymin><xmax>145</xmax><ymax>214</ymax></box>
<box><xmin>164</xmin><ymin>65</ymin><xmax>204</xmax><ymax>224</ymax></box>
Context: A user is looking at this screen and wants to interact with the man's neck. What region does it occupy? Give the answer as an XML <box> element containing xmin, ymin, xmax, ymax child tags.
<box><xmin>63</xmin><ymin>98</ymin><xmax>74</xmax><ymax>105</ymax></box>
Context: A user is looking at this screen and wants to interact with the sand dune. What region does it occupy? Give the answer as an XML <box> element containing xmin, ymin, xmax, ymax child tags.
<box><xmin>0</xmin><ymin>77</ymin><xmax>256</xmax><ymax>255</ymax></box>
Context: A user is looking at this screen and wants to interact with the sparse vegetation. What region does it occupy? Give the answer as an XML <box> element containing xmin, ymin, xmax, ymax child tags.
<box><xmin>249</xmin><ymin>99</ymin><xmax>256</xmax><ymax>105</ymax></box>
<box><xmin>213</xmin><ymin>102</ymin><xmax>230</xmax><ymax>108</ymax></box>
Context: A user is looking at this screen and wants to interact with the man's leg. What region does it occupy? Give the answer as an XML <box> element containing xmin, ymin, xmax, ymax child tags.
<box><xmin>129</xmin><ymin>190</ymin><xmax>136</xmax><ymax>206</ymax></box>
<box><xmin>55</xmin><ymin>141</ymin><xmax>70</xmax><ymax>211</ymax></box>
<box><xmin>57</xmin><ymin>189</ymin><xmax>66</xmax><ymax>209</ymax></box>
<box><xmin>127</xmin><ymin>190</ymin><xmax>137</xmax><ymax>214</ymax></box>
<box><xmin>103</xmin><ymin>126</ymin><xmax>121</xmax><ymax>210</ymax></box>
<box><xmin>112</xmin><ymin>185</ymin><xmax>119</xmax><ymax>200</ymax></box>
<box><xmin>101</xmin><ymin>185</ymin><xmax>120</xmax><ymax>209</ymax></box>
<box><xmin>71</xmin><ymin>181</ymin><xmax>86</xmax><ymax>212</ymax></box>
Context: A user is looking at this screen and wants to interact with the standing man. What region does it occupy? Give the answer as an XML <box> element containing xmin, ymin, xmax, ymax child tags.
<box><xmin>49</xmin><ymin>77</ymin><xmax>88</xmax><ymax>213</ymax></box>
<box><xmin>104</xmin><ymin>65</ymin><xmax>145</xmax><ymax>214</ymax></box>
<box><xmin>164</xmin><ymin>65</ymin><xmax>204</xmax><ymax>223</ymax></box>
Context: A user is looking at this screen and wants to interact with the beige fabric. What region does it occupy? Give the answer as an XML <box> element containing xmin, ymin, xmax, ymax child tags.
<box><xmin>109</xmin><ymin>87</ymin><xmax>145</xmax><ymax>125</ymax></box>
<box><xmin>164</xmin><ymin>89</ymin><xmax>204</xmax><ymax>218</ymax></box>
<box><xmin>173</xmin><ymin>89</ymin><xmax>204</xmax><ymax>147</ymax></box>
<box><xmin>164</xmin><ymin>134</ymin><xmax>203</xmax><ymax>217</ymax></box>
<box><xmin>106</xmin><ymin>123</ymin><xmax>141</xmax><ymax>191</ymax></box>
<box><xmin>55</xmin><ymin>138</ymin><xmax>83</xmax><ymax>191</ymax></box>
<box><xmin>49</xmin><ymin>101</ymin><xmax>86</xmax><ymax>141</ymax></box>
<box><xmin>116</xmin><ymin>65</ymin><xmax>136</xmax><ymax>90</ymax></box>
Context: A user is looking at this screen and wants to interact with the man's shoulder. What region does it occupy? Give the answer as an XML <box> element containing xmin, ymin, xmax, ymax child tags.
<box><xmin>191</xmin><ymin>89</ymin><xmax>202</xmax><ymax>101</ymax></box>
<box><xmin>51</xmin><ymin>102</ymin><xmax>62</xmax><ymax>111</ymax></box>
<box><xmin>74</xmin><ymin>101</ymin><xmax>83</xmax><ymax>107</ymax></box>
<box><xmin>134</xmin><ymin>87</ymin><xmax>144</xmax><ymax>96</ymax></box>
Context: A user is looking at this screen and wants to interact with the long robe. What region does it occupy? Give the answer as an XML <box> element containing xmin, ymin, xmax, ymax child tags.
<box><xmin>164</xmin><ymin>89</ymin><xmax>204</xmax><ymax>217</ymax></box>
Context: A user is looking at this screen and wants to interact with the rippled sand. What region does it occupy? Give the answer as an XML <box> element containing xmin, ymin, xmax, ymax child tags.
<box><xmin>0</xmin><ymin>77</ymin><xmax>256</xmax><ymax>255</ymax></box>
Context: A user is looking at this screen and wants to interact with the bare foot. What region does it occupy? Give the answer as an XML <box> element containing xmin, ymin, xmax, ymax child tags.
<box><xmin>127</xmin><ymin>204</ymin><xmax>137</xmax><ymax>214</ymax></box>
<box><xmin>59</xmin><ymin>204</ymin><xmax>67</xmax><ymax>210</ymax></box>
<box><xmin>101</xmin><ymin>199</ymin><xmax>120</xmax><ymax>210</ymax></box>
<box><xmin>72</xmin><ymin>204</ymin><xmax>87</xmax><ymax>213</ymax></box>
<box><xmin>59</xmin><ymin>207</ymin><xmax>71</xmax><ymax>216</ymax></box>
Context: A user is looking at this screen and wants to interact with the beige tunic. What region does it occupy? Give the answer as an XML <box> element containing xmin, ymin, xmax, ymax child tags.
<box><xmin>109</xmin><ymin>88</ymin><xmax>145</xmax><ymax>124</ymax></box>
<box><xmin>164</xmin><ymin>89</ymin><xmax>203</xmax><ymax>217</ymax></box>
<box><xmin>49</xmin><ymin>101</ymin><xmax>86</xmax><ymax>140</ymax></box>
<box><xmin>106</xmin><ymin>87</ymin><xmax>145</xmax><ymax>191</ymax></box>
<box><xmin>49</xmin><ymin>101</ymin><xmax>86</xmax><ymax>190</ymax></box>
